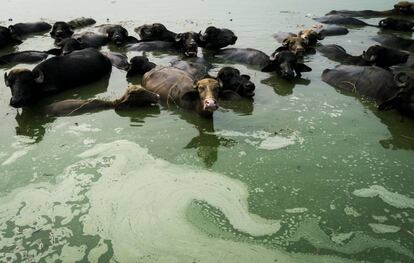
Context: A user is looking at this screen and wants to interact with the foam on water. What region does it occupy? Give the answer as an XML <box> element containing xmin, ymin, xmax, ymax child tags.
<box><xmin>213</xmin><ymin>130</ymin><xmax>301</xmax><ymax>150</ymax></box>
<box><xmin>290</xmin><ymin>219</ymin><xmax>413</xmax><ymax>259</ymax></box>
<box><xmin>353</xmin><ymin>185</ymin><xmax>414</xmax><ymax>209</ymax></box>
<box><xmin>368</xmin><ymin>223</ymin><xmax>401</xmax><ymax>234</ymax></box>
<box><xmin>0</xmin><ymin>140</ymin><xmax>356</xmax><ymax>262</ymax></box>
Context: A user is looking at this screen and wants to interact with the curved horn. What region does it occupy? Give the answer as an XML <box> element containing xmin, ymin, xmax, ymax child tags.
<box><xmin>4</xmin><ymin>72</ymin><xmax>9</xmax><ymax>87</ymax></box>
<box><xmin>33</xmin><ymin>70</ymin><xmax>44</xmax><ymax>84</ymax></box>
<box><xmin>175</xmin><ymin>33</ymin><xmax>183</xmax><ymax>42</ymax></box>
<box><xmin>394</xmin><ymin>72</ymin><xmax>409</xmax><ymax>88</ymax></box>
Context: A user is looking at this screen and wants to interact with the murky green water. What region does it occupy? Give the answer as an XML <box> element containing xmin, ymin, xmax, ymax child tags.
<box><xmin>1</xmin><ymin>0</ymin><xmax>414</xmax><ymax>262</ymax></box>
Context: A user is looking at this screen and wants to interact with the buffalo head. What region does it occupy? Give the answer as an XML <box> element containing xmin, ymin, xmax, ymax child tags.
<box><xmin>4</xmin><ymin>68</ymin><xmax>45</xmax><ymax>108</ymax></box>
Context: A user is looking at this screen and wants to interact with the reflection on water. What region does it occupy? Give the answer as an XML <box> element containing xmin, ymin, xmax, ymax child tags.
<box><xmin>261</xmin><ymin>75</ymin><xmax>311</xmax><ymax>96</ymax></box>
<box><xmin>219</xmin><ymin>98</ymin><xmax>255</xmax><ymax>115</ymax></box>
<box><xmin>182</xmin><ymin>114</ymin><xmax>236</xmax><ymax>168</ymax></box>
<box><xmin>14</xmin><ymin>108</ymin><xmax>53</xmax><ymax>143</ymax></box>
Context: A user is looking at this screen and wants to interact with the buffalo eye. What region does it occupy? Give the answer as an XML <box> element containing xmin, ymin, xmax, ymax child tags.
<box><xmin>198</xmin><ymin>86</ymin><xmax>206</xmax><ymax>92</ymax></box>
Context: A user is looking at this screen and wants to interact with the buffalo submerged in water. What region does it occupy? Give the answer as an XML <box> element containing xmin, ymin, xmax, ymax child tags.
<box><xmin>142</xmin><ymin>67</ymin><xmax>221</xmax><ymax>117</ymax></box>
<box><xmin>44</xmin><ymin>85</ymin><xmax>159</xmax><ymax>116</ymax></box>
<box><xmin>326</xmin><ymin>1</ymin><xmax>414</xmax><ymax>17</ymax></box>
<box><xmin>4</xmin><ymin>48</ymin><xmax>112</xmax><ymax>108</ymax></box>
<box><xmin>322</xmin><ymin>65</ymin><xmax>414</xmax><ymax>117</ymax></box>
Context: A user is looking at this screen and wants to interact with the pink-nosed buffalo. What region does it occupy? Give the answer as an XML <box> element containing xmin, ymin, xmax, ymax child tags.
<box><xmin>142</xmin><ymin>66</ymin><xmax>220</xmax><ymax>117</ymax></box>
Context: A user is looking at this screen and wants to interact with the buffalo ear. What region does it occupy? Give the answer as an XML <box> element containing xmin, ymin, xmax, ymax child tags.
<box><xmin>261</xmin><ymin>61</ymin><xmax>278</xmax><ymax>72</ymax></box>
<box><xmin>46</xmin><ymin>48</ymin><xmax>62</xmax><ymax>56</ymax></box>
<box><xmin>33</xmin><ymin>70</ymin><xmax>44</xmax><ymax>84</ymax></box>
<box><xmin>8</xmin><ymin>25</ymin><xmax>17</xmax><ymax>37</ymax></box>
<box><xmin>105</xmin><ymin>27</ymin><xmax>114</xmax><ymax>37</ymax></box>
<box><xmin>282</xmin><ymin>38</ymin><xmax>290</xmax><ymax>46</ymax></box>
<box><xmin>315</xmin><ymin>32</ymin><xmax>324</xmax><ymax>40</ymax></box>
<box><xmin>181</xmin><ymin>90</ymin><xmax>200</xmax><ymax>101</ymax></box>
<box><xmin>217</xmin><ymin>78</ymin><xmax>223</xmax><ymax>88</ymax></box>
<box><xmin>275</xmin><ymin>46</ymin><xmax>288</xmax><ymax>52</ymax></box>
<box><xmin>4</xmin><ymin>72</ymin><xmax>9</xmax><ymax>87</ymax></box>
<box><xmin>193</xmin><ymin>79</ymin><xmax>199</xmax><ymax>89</ymax></box>
<box><xmin>241</xmin><ymin>74</ymin><xmax>251</xmax><ymax>80</ymax></box>
<box><xmin>175</xmin><ymin>33</ymin><xmax>183</xmax><ymax>42</ymax></box>
<box><xmin>126</xmin><ymin>36</ymin><xmax>139</xmax><ymax>43</ymax></box>
<box><xmin>394</xmin><ymin>72</ymin><xmax>410</xmax><ymax>88</ymax></box>
<box><xmin>296</xmin><ymin>63</ymin><xmax>312</xmax><ymax>72</ymax></box>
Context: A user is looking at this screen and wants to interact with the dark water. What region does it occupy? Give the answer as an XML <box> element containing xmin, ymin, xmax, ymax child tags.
<box><xmin>0</xmin><ymin>0</ymin><xmax>414</xmax><ymax>262</ymax></box>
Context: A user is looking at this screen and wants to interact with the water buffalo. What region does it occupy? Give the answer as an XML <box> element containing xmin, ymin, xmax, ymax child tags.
<box><xmin>50</xmin><ymin>22</ymin><xmax>74</xmax><ymax>42</ymax></box>
<box><xmin>55</xmin><ymin>38</ymin><xmax>85</xmax><ymax>55</ymax></box>
<box><xmin>317</xmin><ymin>44</ymin><xmax>409</xmax><ymax>68</ymax></box>
<box><xmin>50</xmin><ymin>18</ymin><xmax>96</xmax><ymax>42</ymax></box>
<box><xmin>275</xmin><ymin>36</ymin><xmax>313</xmax><ymax>57</ymax></box>
<box><xmin>0</xmin><ymin>26</ymin><xmax>22</xmax><ymax>48</ymax></box>
<box><xmin>216</xmin><ymin>48</ymin><xmax>311</xmax><ymax>79</ymax></box>
<box><xmin>373</xmin><ymin>34</ymin><xmax>414</xmax><ymax>53</ymax></box>
<box><xmin>102</xmin><ymin>52</ymin><xmax>156</xmax><ymax>76</ymax></box>
<box><xmin>170</xmin><ymin>57</ymin><xmax>212</xmax><ymax>80</ymax></box>
<box><xmin>216</xmin><ymin>67</ymin><xmax>255</xmax><ymax>99</ymax></box>
<box><xmin>127</xmin><ymin>56</ymin><xmax>156</xmax><ymax>77</ymax></box>
<box><xmin>127</xmin><ymin>31</ymin><xmax>201</xmax><ymax>57</ymax></box>
<box><xmin>127</xmin><ymin>41</ymin><xmax>175</xmax><ymax>52</ymax></box>
<box><xmin>142</xmin><ymin>66</ymin><xmax>220</xmax><ymax>117</ymax></box>
<box><xmin>73</xmin><ymin>32</ymin><xmax>109</xmax><ymax>49</ymax></box>
<box><xmin>379</xmin><ymin>18</ymin><xmax>414</xmax><ymax>31</ymax></box>
<box><xmin>262</xmin><ymin>50</ymin><xmax>312</xmax><ymax>80</ymax></box>
<box><xmin>317</xmin><ymin>44</ymin><xmax>369</xmax><ymax>66</ymax></box>
<box><xmin>216</xmin><ymin>48</ymin><xmax>270</xmax><ymax>68</ymax></box>
<box><xmin>135</xmin><ymin>23</ymin><xmax>177</xmax><ymax>42</ymax></box>
<box><xmin>0</xmin><ymin>50</ymin><xmax>53</xmax><ymax>66</ymax></box>
<box><xmin>4</xmin><ymin>48</ymin><xmax>112</xmax><ymax>108</ymax></box>
<box><xmin>198</xmin><ymin>26</ymin><xmax>237</xmax><ymax>50</ymax></box>
<box><xmin>298</xmin><ymin>29</ymin><xmax>324</xmax><ymax>46</ymax></box>
<box><xmin>98</xmin><ymin>25</ymin><xmax>138</xmax><ymax>46</ymax></box>
<box><xmin>273</xmin><ymin>26</ymin><xmax>349</xmax><ymax>47</ymax></box>
<box><xmin>313</xmin><ymin>15</ymin><xmax>374</xmax><ymax>27</ymax></box>
<box><xmin>326</xmin><ymin>1</ymin><xmax>414</xmax><ymax>17</ymax></box>
<box><xmin>67</xmin><ymin>17</ymin><xmax>96</xmax><ymax>28</ymax></box>
<box><xmin>44</xmin><ymin>84</ymin><xmax>159</xmax><ymax>116</ymax></box>
<box><xmin>362</xmin><ymin>45</ymin><xmax>409</xmax><ymax>68</ymax></box>
<box><xmin>322</xmin><ymin>65</ymin><xmax>414</xmax><ymax>116</ymax></box>
<box><xmin>175</xmin><ymin>31</ymin><xmax>200</xmax><ymax>57</ymax></box>
<box><xmin>8</xmin><ymin>22</ymin><xmax>51</xmax><ymax>38</ymax></box>
<box><xmin>313</xmin><ymin>24</ymin><xmax>349</xmax><ymax>37</ymax></box>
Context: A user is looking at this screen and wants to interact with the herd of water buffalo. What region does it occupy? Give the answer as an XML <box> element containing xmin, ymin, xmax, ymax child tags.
<box><xmin>1</xmin><ymin>1</ymin><xmax>414</xmax><ymax>118</ymax></box>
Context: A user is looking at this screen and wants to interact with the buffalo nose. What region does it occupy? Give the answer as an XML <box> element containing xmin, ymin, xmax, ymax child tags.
<box><xmin>246</xmin><ymin>82</ymin><xmax>255</xmax><ymax>91</ymax></box>
<box><xmin>231</xmin><ymin>36</ymin><xmax>238</xmax><ymax>44</ymax></box>
<box><xmin>9</xmin><ymin>98</ymin><xmax>22</xmax><ymax>108</ymax></box>
<box><xmin>203</xmin><ymin>99</ymin><xmax>218</xmax><ymax>111</ymax></box>
<box><xmin>295</xmin><ymin>48</ymin><xmax>305</xmax><ymax>56</ymax></box>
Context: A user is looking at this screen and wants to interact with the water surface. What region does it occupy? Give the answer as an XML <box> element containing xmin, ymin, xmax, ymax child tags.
<box><xmin>1</xmin><ymin>0</ymin><xmax>414</xmax><ymax>262</ymax></box>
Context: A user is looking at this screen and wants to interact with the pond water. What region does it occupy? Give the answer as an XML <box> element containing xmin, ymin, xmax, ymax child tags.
<box><xmin>1</xmin><ymin>0</ymin><xmax>414</xmax><ymax>262</ymax></box>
